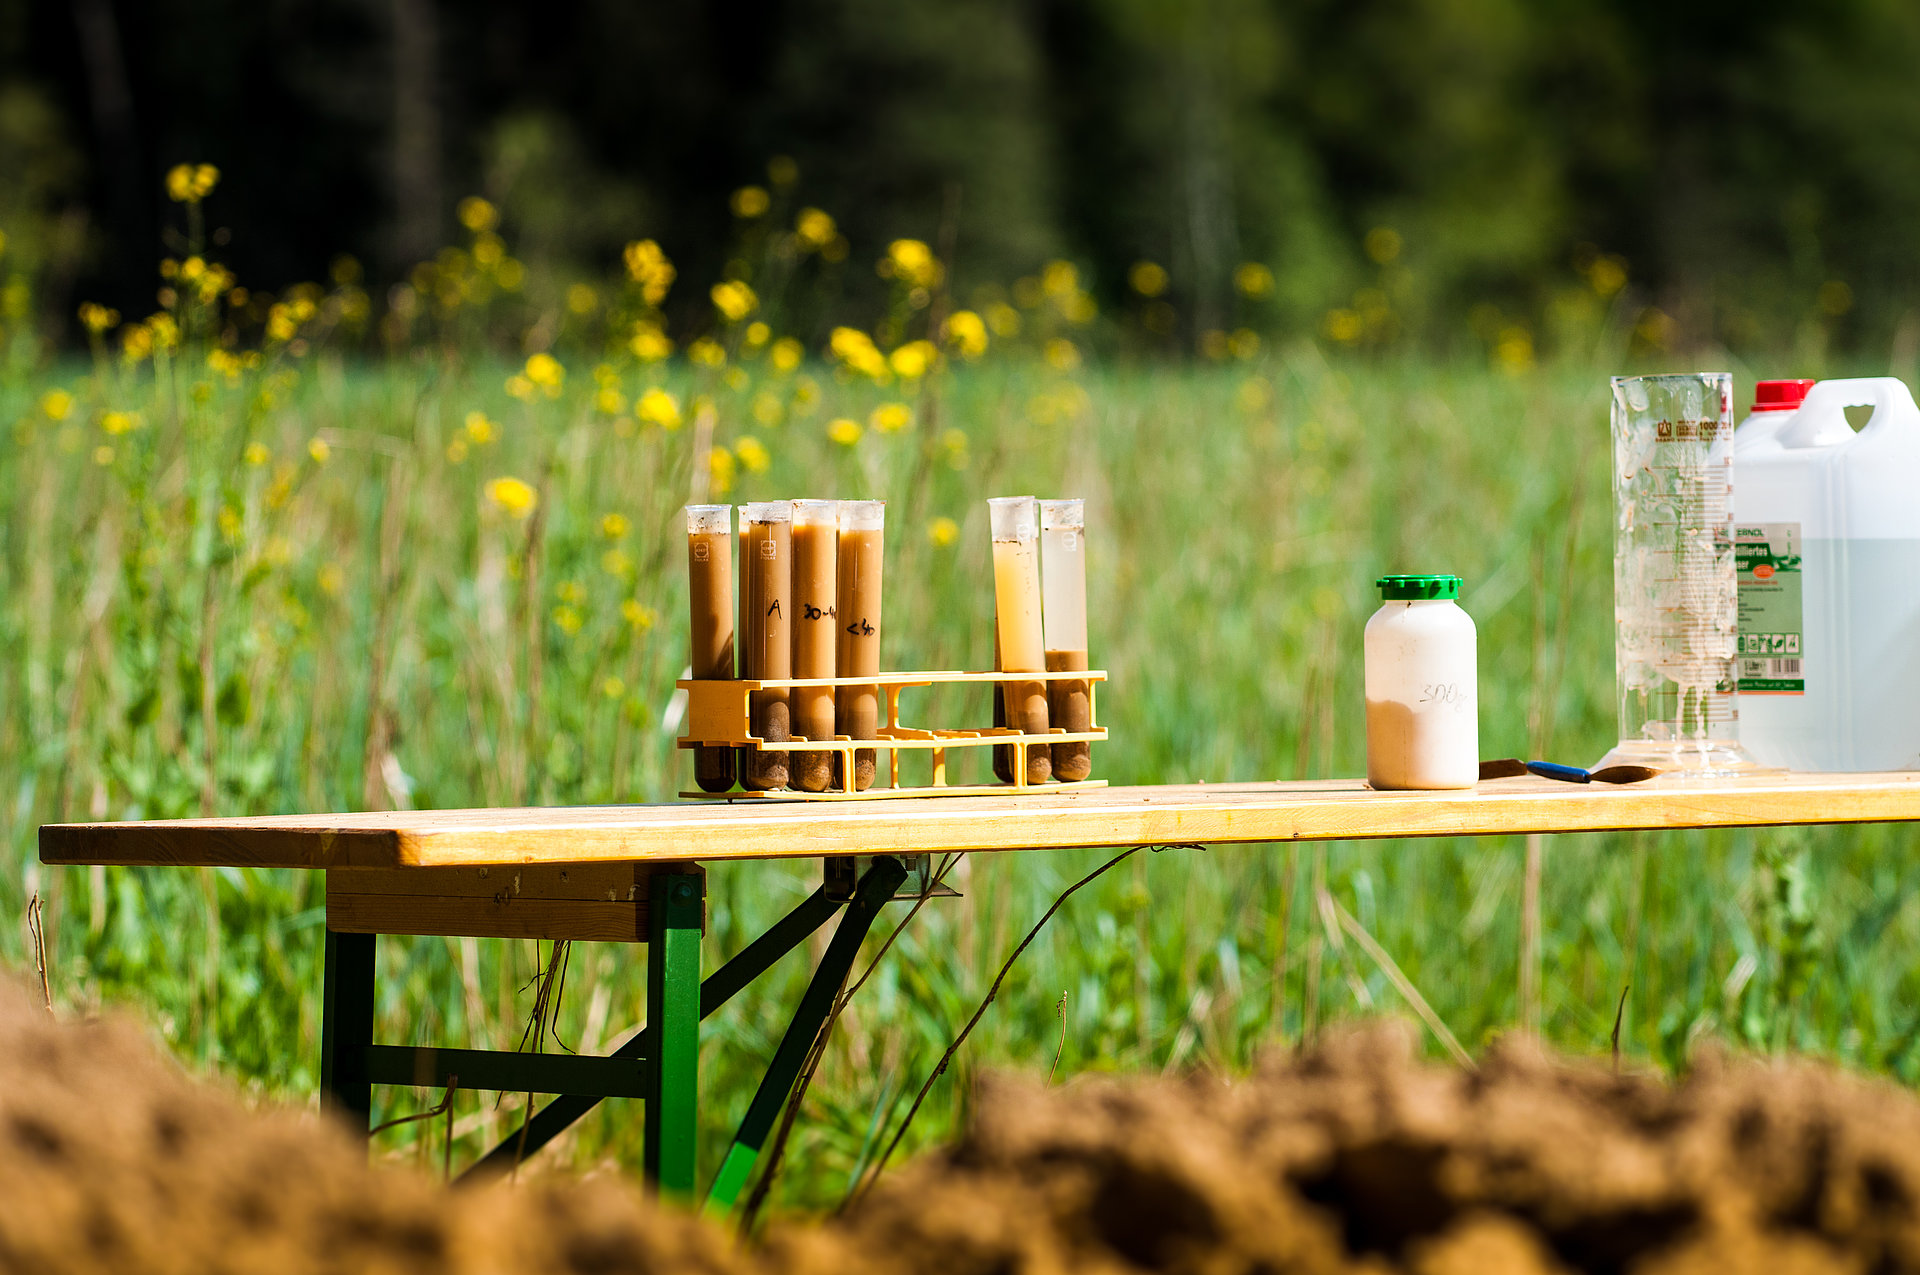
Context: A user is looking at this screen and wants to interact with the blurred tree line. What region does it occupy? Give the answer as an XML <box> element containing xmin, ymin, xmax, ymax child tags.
<box><xmin>8</xmin><ymin>0</ymin><xmax>1920</xmax><ymax>356</ymax></box>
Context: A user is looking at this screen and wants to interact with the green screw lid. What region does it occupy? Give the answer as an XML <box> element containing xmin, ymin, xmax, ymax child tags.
<box><xmin>1376</xmin><ymin>574</ymin><xmax>1462</xmax><ymax>600</ymax></box>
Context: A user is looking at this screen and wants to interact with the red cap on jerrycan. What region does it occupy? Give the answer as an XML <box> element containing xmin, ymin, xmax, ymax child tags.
<box><xmin>1751</xmin><ymin>379</ymin><xmax>1815</xmax><ymax>412</ymax></box>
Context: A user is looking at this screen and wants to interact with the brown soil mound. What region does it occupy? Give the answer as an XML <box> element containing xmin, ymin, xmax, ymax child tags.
<box><xmin>0</xmin><ymin>982</ymin><xmax>746</xmax><ymax>1275</ymax></box>
<box><xmin>792</xmin><ymin>1023</ymin><xmax>1920</xmax><ymax>1275</ymax></box>
<box><xmin>8</xmin><ymin>980</ymin><xmax>1920</xmax><ymax>1275</ymax></box>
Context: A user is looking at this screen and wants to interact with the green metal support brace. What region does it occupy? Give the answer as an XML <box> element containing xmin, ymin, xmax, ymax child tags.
<box><xmin>704</xmin><ymin>855</ymin><xmax>909</xmax><ymax>1213</ymax></box>
<box><xmin>459</xmin><ymin>885</ymin><xmax>845</xmax><ymax>1184</ymax></box>
<box><xmin>644</xmin><ymin>870</ymin><xmax>704</xmax><ymax>1196</ymax></box>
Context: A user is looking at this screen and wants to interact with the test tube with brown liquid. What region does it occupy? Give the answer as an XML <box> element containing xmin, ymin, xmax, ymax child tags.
<box><xmin>739</xmin><ymin>502</ymin><xmax>793</xmax><ymax>790</ymax></box>
<box><xmin>834</xmin><ymin>501</ymin><xmax>884</xmax><ymax>790</ymax></box>
<box><xmin>686</xmin><ymin>504</ymin><xmax>736</xmax><ymax>792</ymax></box>
<box><xmin>1041</xmin><ymin>498</ymin><xmax>1091</xmax><ymax>781</ymax></box>
<box><xmin>789</xmin><ymin>500</ymin><xmax>838</xmax><ymax>792</ymax></box>
<box><xmin>990</xmin><ymin>496</ymin><xmax>1051</xmax><ymax>784</ymax></box>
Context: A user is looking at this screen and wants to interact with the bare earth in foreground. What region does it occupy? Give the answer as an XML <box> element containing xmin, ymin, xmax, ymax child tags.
<box><xmin>4</xmin><ymin>982</ymin><xmax>1918</xmax><ymax>1274</ymax></box>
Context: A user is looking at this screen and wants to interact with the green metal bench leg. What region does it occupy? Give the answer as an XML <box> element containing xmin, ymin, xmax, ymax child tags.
<box><xmin>705</xmin><ymin>855</ymin><xmax>909</xmax><ymax>1213</ymax></box>
<box><xmin>320</xmin><ymin>930</ymin><xmax>375</xmax><ymax>1137</ymax></box>
<box><xmin>644</xmin><ymin>871</ymin><xmax>704</xmax><ymax>1195</ymax></box>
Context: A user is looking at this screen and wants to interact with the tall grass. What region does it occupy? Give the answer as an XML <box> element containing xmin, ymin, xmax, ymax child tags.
<box><xmin>4</xmin><ymin>339</ymin><xmax>1917</xmax><ymax>1218</ymax></box>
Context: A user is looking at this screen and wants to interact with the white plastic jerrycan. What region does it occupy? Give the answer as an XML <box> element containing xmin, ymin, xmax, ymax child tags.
<box><xmin>1733</xmin><ymin>377</ymin><xmax>1920</xmax><ymax>771</ymax></box>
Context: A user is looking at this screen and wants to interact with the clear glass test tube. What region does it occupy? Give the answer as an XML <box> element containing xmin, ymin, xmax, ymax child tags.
<box><xmin>686</xmin><ymin>504</ymin><xmax>736</xmax><ymax>792</ymax></box>
<box><xmin>1041</xmin><ymin>498</ymin><xmax>1091</xmax><ymax>781</ymax></box>
<box><xmin>739</xmin><ymin>501</ymin><xmax>793</xmax><ymax>790</ymax></box>
<box><xmin>989</xmin><ymin>496</ymin><xmax>1051</xmax><ymax>784</ymax></box>
<box><xmin>834</xmin><ymin>500</ymin><xmax>885</xmax><ymax>791</ymax></box>
<box><xmin>789</xmin><ymin>499</ymin><xmax>839</xmax><ymax>792</ymax></box>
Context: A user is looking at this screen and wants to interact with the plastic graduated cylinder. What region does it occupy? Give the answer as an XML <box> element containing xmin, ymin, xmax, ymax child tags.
<box><xmin>1364</xmin><ymin>594</ymin><xmax>1478</xmax><ymax>790</ymax></box>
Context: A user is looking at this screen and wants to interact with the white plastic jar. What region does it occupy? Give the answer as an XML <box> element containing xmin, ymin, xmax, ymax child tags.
<box><xmin>1364</xmin><ymin>574</ymin><xmax>1478</xmax><ymax>789</ymax></box>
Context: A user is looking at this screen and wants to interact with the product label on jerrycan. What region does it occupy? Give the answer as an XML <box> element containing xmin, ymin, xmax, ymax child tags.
<box><xmin>1736</xmin><ymin>522</ymin><xmax>1804</xmax><ymax>694</ymax></box>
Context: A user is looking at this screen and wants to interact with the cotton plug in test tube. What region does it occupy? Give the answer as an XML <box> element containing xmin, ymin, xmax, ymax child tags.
<box><xmin>685</xmin><ymin>504</ymin><xmax>735</xmax><ymax>793</ymax></box>
<box><xmin>834</xmin><ymin>500</ymin><xmax>884</xmax><ymax>791</ymax></box>
<box><xmin>1041</xmin><ymin>498</ymin><xmax>1091</xmax><ymax>781</ymax></box>
<box><xmin>789</xmin><ymin>499</ymin><xmax>838</xmax><ymax>793</ymax></box>
<box><xmin>989</xmin><ymin>496</ymin><xmax>1051</xmax><ymax>784</ymax></box>
<box><xmin>739</xmin><ymin>501</ymin><xmax>792</xmax><ymax>791</ymax></box>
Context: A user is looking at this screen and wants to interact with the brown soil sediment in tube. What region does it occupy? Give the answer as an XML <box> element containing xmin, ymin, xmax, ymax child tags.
<box><xmin>991</xmin><ymin>535</ymin><xmax>1051</xmax><ymax>785</ymax></box>
<box><xmin>7</xmin><ymin>985</ymin><xmax>1920</xmax><ymax>1275</ymax></box>
<box><xmin>1047</xmin><ymin>648</ymin><xmax>1092</xmax><ymax>781</ymax></box>
<box><xmin>790</xmin><ymin>515</ymin><xmax>837</xmax><ymax>793</ymax></box>
<box><xmin>688</xmin><ymin>528</ymin><xmax>735</xmax><ymax>793</ymax></box>
<box><xmin>834</xmin><ymin>525</ymin><xmax>882</xmax><ymax>791</ymax></box>
<box><xmin>740</xmin><ymin>517</ymin><xmax>791</xmax><ymax>791</ymax></box>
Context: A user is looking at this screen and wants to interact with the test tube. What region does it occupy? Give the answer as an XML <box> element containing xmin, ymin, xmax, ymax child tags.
<box><xmin>990</xmin><ymin>496</ymin><xmax>1051</xmax><ymax>784</ymax></box>
<box><xmin>1041</xmin><ymin>498</ymin><xmax>1091</xmax><ymax>781</ymax></box>
<box><xmin>686</xmin><ymin>504</ymin><xmax>736</xmax><ymax>793</ymax></box>
<box><xmin>834</xmin><ymin>500</ymin><xmax>885</xmax><ymax>790</ymax></box>
<box><xmin>790</xmin><ymin>499</ymin><xmax>839</xmax><ymax>792</ymax></box>
<box><xmin>739</xmin><ymin>502</ymin><xmax>793</xmax><ymax>790</ymax></box>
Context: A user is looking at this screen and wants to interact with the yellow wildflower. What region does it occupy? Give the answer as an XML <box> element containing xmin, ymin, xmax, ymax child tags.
<box><xmin>724</xmin><ymin>366</ymin><xmax>748</xmax><ymax>391</ymax></box>
<box><xmin>688</xmin><ymin>338</ymin><xmax>725</xmax><ymax>367</ymax></box>
<box><xmin>731</xmin><ymin>185</ymin><xmax>770</xmax><ymax>218</ymax></box>
<box><xmin>244</xmin><ymin>441</ymin><xmax>271</xmax><ymax>466</ymax></box>
<box><xmin>621</xmin><ymin>599</ymin><xmax>657</xmax><ymax>631</ymax></box>
<box><xmin>595</xmin><ymin>386</ymin><xmax>627</xmax><ymax>415</ymax></box>
<box><xmin>218</xmin><ymin>506</ymin><xmax>243</xmax><ymax>543</ymax></box>
<box><xmin>985</xmin><ymin>303</ymin><xmax>1021</xmax><ymax>337</ymax></box>
<box><xmin>870</xmin><ymin>402</ymin><xmax>912</xmax><ymax>434</ymax></box>
<box><xmin>622</xmin><ymin>239</ymin><xmax>676</xmax><ymax>306</ymax></box>
<box><xmin>882</xmin><ymin>239</ymin><xmax>942</xmax><ymax>289</ymax></box>
<box><xmin>630</xmin><ymin>321</ymin><xmax>672</xmax><ymax>362</ymax></box>
<box><xmin>92</xmin><ymin>445</ymin><xmax>114</xmax><ymax>466</ymax></box>
<box><xmin>711</xmin><ymin>280</ymin><xmax>758</xmax><ymax>322</ymax></box>
<box><xmin>506</xmin><ymin>374</ymin><xmax>535</xmax><ymax>401</ymax></box>
<box><xmin>1494</xmin><ymin>327</ymin><xmax>1534</xmax><ymax>375</ymax></box>
<box><xmin>147</xmin><ymin>313</ymin><xmax>180</xmax><ymax>351</ymax></box>
<box><xmin>1588</xmin><ymin>254</ymin><xmax>1628</xmax><ymax>298</ymax></box>
<box><xmin>308</xmin><ymin>436</ymin><xmax>331</xmax><ymax>463</ymax></box>
<box><xmin>1042</xmin><ymin>261</ymin><xmax>1079</xmax><ymax>298</ymax></box>
<box><xmin>1130</xmin><ymin>262</ymin><xmax>1169</xmax><ymax>297</ymax></box>
<box><xmin>496</xmin><ymin>259</ymin><xmax>525</xmax><ymax>290</ymax></box>
<box><xmin>485</xmin><ymin>476</ymin><xmax>538</xmax><ymax>518</ymax></box>
<box><xmin>827</xmin><ymin>417</ymin><xmax>863</xmax><ymax>446</ymax></box>
<box><xmin>165</xmin><ymin>163</ymin><xmax>219</xmax><ymax>204</ymax></box>
<box><xmin>1322</xmin><ymin>310</ymin><xmax>1362</xmax><ymax>345</ymax></box>
<box><xmin>828</xmin><ymin>326</ymin><xmax>889</xmax><ymax>380</ymax></box>
<box><xmin>708</xmin><ymin>446</ymin><xmax>736</xmax><ymax>494</ymax></box>
<box><xmin>1364</xmin><ymin>228</ymin><xmax>1402</xmax><ymax>265</ymax></box>
<box><xmin>601</xmin><ymin>675</ymin><xmax>626</xmax><ymax>699</ymax></box>
<box><xmin>1044</xmin><ymin>339</ymin><xmax>1081</xmax><ymax>372</ymax></box>
<box><xmin>637</xmin><ymin>388</ymin><xmax>682</xmax><ymax>429</ymax></box>
<box><xmin>40</xmin><ymin>389</ymin><xmax>74</xmax><ymax>421</ymax></box>
<box><xmin>524</xmin><ymin>353</ymin><xmax>564</xmax><ymax>396</ymax></box>
<box><xmin>101</xmin><ymin>410</ymin><xmax>141</xmax><ymax>435</ymax></box>
<box><xmin>1228</xmin><ymin>329</ymin><xmax>1262</xmax><ymax>360</ymax></box>
<box><xmin>734</xmin><ymin>436</ymin><xmax>771</xmax><ymax>473</ymax></box>
<box><xmin>447</xmin><ymin>438</ymin><xmax>469</xmax><ymax>464</ymax></box>
<box><xmin>795</xmin><ymin>208</ymin><xmax>836</xmax><ymax>250</ymax></box>
<box><xmin>457</xmin><ymin>196</ymin><xmax>499</xmax><ymax>233</ymax></box>
<box><xmin>552</xmin><ymin>605</ymin><xmax>583</xmax><ymax>635</ymax></box>
<box><xmin>944</xmin><ymin>310</ymin><xmax>988</xmax><ymax>359</ymax></box>
<box><xmin>267</xmin><ymin>305</ymin><xmax>297</xmax><ymax>342</ymax></box>
<box><xmin>472</xmin><ymin>233</ymin><xmax>504</xmax><ymax>268</ymax></box>
<box><xmin>318</xmin><ymin>563</ymin><xmax>345</xmax><ymax>596</ymax></box>
<box><xmin>556</xmin><ymin>580</ymin><xmax>586</xmax><ymax>604</ymax></box>
<box><xmin>941</xmin><ymin>427</ymin><xmax>970</xmax><ymax>469</ymax></box>
<box><xmin>888</xmin><ymin>340</ymin><xmax>937</xmax><ymax>380</ymax></box>
<box><xmin>78</xmin><ymin>302</ymin><xmax>119</xmax><ymax>333</ymax></box>
<box><xmin>752</xmin><ymin>391</ymin><xmax>783</xmax><ymax>426</ymax></box>
<box><xmin>926</xmin><ymin>516</ymin><xmax>959</xmax><ymax>547</ymax></box>
<box><xmin>1234</xmin><ymin>262</ymin><xmax>1275</xmax><ymax>298</ymax></box>
<box><xmin>601</xmin><ymin>548</ymin><xmax>632</xmax><ymax>577</ymax></box>
<box><xmin>566</xmin><ymin>283</ymin><xmax>599</xmax><ymax>315</ymax></box>
<box><xmin>1237</xmin><ymin>377</ymin><xmax>1273</xmax><ymax>413</ymax></box>
<box><xmin>769</xmin><ymin>337</ymin><xmax>804</xmax><ymax>372</ymax></box>
<box><xmin>121</xmin><ymin>324</ymin><xmax>153</xmax><ymax>362</ymax></box>
<box><xmin>464</xmin><ymin>411</ymin><xmax>498</xmax><ymax>444</ymax></box>
<box><xmin>601</xmin><ymin>512</ymin><xmax>631</xmax><ymax>538</ymax></box>
<box><xmin>745</xmin><ymin>321</ymin><xmax>771</xmax><ymax>347</ymax></box>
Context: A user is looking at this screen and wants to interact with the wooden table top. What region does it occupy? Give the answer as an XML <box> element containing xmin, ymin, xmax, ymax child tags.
<box><xmin>36</xmin><ymin>772</ymin><xmax>1920</xmax><ymax>870</ymax></box>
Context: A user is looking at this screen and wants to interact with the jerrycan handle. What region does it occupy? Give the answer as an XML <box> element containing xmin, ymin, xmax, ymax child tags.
<box><xmin>1778</xmin><ymin>377</ymin><xmax>1920</xmax><ymax>449</ymax></box>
